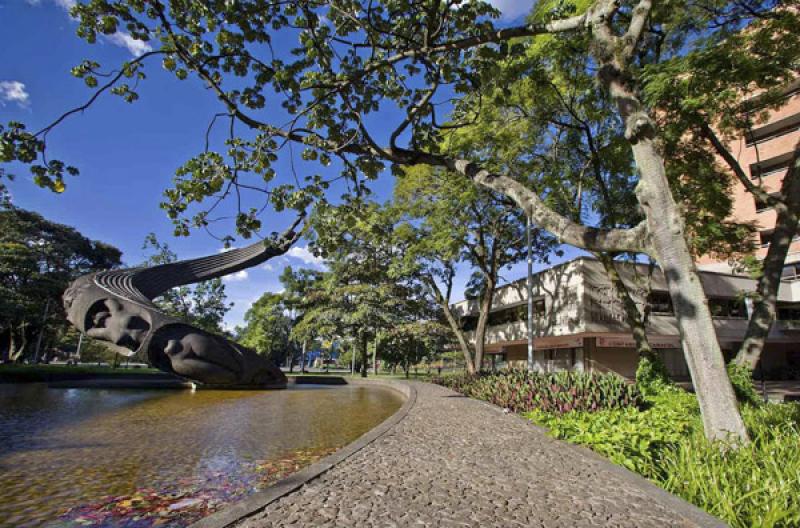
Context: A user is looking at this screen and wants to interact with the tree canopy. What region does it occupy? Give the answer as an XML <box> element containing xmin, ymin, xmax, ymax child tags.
<box><xmin>0</xmin><ymin>206</ymin><xmax>122</xmax><ymax>361</ymax></box>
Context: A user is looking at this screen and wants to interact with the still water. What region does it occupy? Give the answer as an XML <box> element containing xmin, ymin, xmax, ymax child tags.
<box><xmin>0</xmin><ymin>383</ymin><xmax>402</xmax><ymax>527</ymax></box>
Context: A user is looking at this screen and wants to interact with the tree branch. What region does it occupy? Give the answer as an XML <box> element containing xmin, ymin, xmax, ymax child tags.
<box><xmin>449</xmin><ymin>159</ymin><xmax>648</xmax><ymax>253</ymax></box>
<box><xmin>697</xmin><ymin>120</ymin><xmax>783</xmax><ymax>209</ymax></box>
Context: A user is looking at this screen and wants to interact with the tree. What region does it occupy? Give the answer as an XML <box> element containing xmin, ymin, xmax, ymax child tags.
<box><xmin>0</xmin><ymin>206</ymin><xmax>122</xmax><ymax>362</ymax></box>
<box><xmin>392</xmin><ymin>167</ymin><xmax>555</xmax><ymax>374</ymax></box>
<box><xmin>297</xmin><ymin>201</ymin><xmax>438</xmax><ymax>377</ymax></box>
<box><xmin>237</xmin><ymin>291</ymin><xmax>295</xmax><ymax>365</ymax></box>
<box><xmin>3</xmin><ymin>0</ymin><xmax>773</xmax><ymax>441</ymax></box>
<box><xmin>280</xmin><ymin>265</ymin><xmax>325</xmax><ymax>372</ymax></box>
<box><xmin>378</xmin><ymin>320</ymin><xmax>449</xmax><ymax>378</ymax></box>
<box><xmin>141</xmin><ymin>233</ymin><xmax>231</xmax><ymax>334</ymax></box>
<box><xmin>642</xmin><ymin>8</ymin><xmax>800</xmax><ymax>371</ymax></box>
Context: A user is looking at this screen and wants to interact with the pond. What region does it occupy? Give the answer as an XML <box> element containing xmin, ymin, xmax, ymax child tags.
<box><xmin>0</xmin><ymin>382</ymin><xmax>403</xmax><ymax>527</ymax></box>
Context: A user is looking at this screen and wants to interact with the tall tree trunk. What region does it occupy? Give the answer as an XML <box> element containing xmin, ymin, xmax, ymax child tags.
<box><xmin>360</xmin><ymin>332</ymin><xmax>368</xmax><ymax>378</ymax></box>
<box><xmin>425</xmin><ymin>278</ymin><xmax>476</xmax><ymax>374</ymax></box>
<box><xmin>735</xmin><ymin>148</ymin><xmax>800</xmax><ymax>369</ymax></box>
<box><xmin>597</xmin><ymin>254</ymin><xmax>654</xmax><ymax>360</ymax></box>
<box><xmin>10</xmin><ymin>323</ymin><xmax>28</xmax><ymax>363</ymax></box>
<box><xmin>589</xmin><ymin>15</ymin><xmax>748</xmax><ymax>440</ymax></box>
<box><xmin>300</xmin><ymin>339</ymin><xmax>307</xmax><ymax>374</ymax></box>
<box><xmin>6</xmin><ymin>329</ymin><xmax>15</xmax><ymax>363</ymax></box>
<box><xmin>472</xmin><ymin>277</ymin><xmax>496</xmax><ymax>374</ymax></box>
<box><xmin>634</xmin><ymin>137</ymin><xmax>747</xmax><ymax>441</ymax></box>
<box><xmin>372</xmin><ymin>337</ymin><xmax>378</xmax><ymax>375</ymax></box>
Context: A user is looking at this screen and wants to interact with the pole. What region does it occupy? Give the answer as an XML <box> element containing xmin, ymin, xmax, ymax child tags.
<box><xmin>33</xmin><ymin>298</ymin><xmax>51</xmax><ymax>363</ymax></box>
<box><xmin>351</xmin><ymin>341</ymin><xmax>356</xmax><ymax>375</ymax></box>
<box><xmin>526</xmin><ymin>216</ymin><xmax>535</xmax><ymax>372</ymax></box>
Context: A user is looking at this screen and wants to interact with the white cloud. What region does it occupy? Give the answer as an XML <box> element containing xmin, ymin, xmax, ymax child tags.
<box><xmin>0</xmin><ymin>81</ymin><xmax>30</xmax><ymax>108</ymax></box>
<box><xmin>105</xmin><ymin>31</ymin><xmax>153</xmax><ymax>57</ymax></box>
<box><xmin>286</xmin><ymin>246</ymin><xmax>325</xmax><ymax>267</ymax></box>
<box><xmin>223</xmin><ymin>270</ymin><xmax>249</xmax><ymax>283</ymax></box>
<box><xmin>262</xmin><ymin>262</ymin><xmax>274</xmax><ymax>271</ymax></box>
<box><xmin>34</xmin><ymin>0</ymin><xmax>151</xmax><ymax>57</ymax></box>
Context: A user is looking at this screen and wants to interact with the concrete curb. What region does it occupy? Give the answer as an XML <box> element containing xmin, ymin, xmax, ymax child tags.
<box><xmin>447</xmin><ymin>384</ymin><xmax>728</xmax><ymax>528</ymax></box>
<box><xmin>188</xmin><ymin>379</ymin><xmax>415</xmax><ymax>528</ymax></box>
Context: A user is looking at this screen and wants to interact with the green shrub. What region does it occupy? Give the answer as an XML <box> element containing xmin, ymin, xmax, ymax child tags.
<box><xmin>660</xmin><ymin>403</ymin><xmax>800</xmax><ymax>528</ymax></box>
<box><xmin>526</xmin><ymin>387</ymin><xmax>698</xmax><ymax>477</ymax></box>
<box><xmin>727</xmin><ymin>362</ymin><xmax>762</xmax><ymax>406</ymax></box>
<box><xmin>524</xmin><ymin>383</ymin><xmax>800</xmax><ymax>528</ymax></box>
<box><xmin>635</xmin><ymin>354</ymin><xmax>672</xmax><ymax>397</ymax></box>
<box><xmin>433</xmin><ymin>369</ymin><xmax>643</xmax><ymax>415</ymax></box>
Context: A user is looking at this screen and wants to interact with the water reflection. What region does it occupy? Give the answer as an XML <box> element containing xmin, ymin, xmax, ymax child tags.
<box><xmin>0</xmin><ymin>383</ymin><xmax>402</xmax><ymax>527</ymax></box>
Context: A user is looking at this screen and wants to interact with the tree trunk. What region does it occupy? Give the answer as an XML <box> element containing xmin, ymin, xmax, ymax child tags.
<box><xmin>372</xmin><ymin>337</ymin><xmax>378</xmax><ymax>375</ymax></box>
<box><xmin>360</xmin><ymin>332</ymin><xmax>368</xmax><ymax>378</ymax></box>
<box><xmin>735</xmin><ymin>148</ymin><xmax>800</xmax><ymax>369</ymax></box>
<box><xmin>597</xmin><ymin>254</ymin><xmax>654</xmax><ymax>360</ymax></box>
<box><xmin>300</xmin><ymin>339</ymin><xmax>307</xmax><ymax>374</ymax></box>
<box><xmin>10</xmin><ymin>323</ymin><xmax>28</xmax><ymax>363</ymax></box>
<box><xmin>587</xmin><ymin>26</ymin><xmax>748</xmax><ymax>441</ymax></box>
<box><xmin>473</xmin><ymin>277</ymin><xmax>496</xmax><ymax>374</ymax></box>
<box><xmin>634</xmin><ymin>135</ymin><xmax>748</xmax><ymax>442</ymax></box>
<box><xmin>428</xmin><ymin>280</ymin><xmax>476</xmax><ymax>374</ymax></box>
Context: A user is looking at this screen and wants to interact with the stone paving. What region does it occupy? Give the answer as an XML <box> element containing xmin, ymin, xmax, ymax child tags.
<box><xmin>237</xmin><ymin>381</ymin><xmax>723</xmax><ymax>528</ymax></box>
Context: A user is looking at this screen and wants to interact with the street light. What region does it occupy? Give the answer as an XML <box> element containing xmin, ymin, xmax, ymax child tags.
<box><xmin>526</xmin><ymin>216</ymin><xmax>535</xmax><ymax>372</ymax></box>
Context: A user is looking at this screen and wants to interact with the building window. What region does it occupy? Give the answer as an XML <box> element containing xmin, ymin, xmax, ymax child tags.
<box><xmin>488</xmin><ymin>305</ymin><xmax>525</xmax><ymax>326</ymax></box>
<box><xmin>486</xmin><ymin>300</ymin><xmax>546</xmax><ymax>326</ymax></box>
<box><xmin>750</xmin><ymin>151</ymin><xmax>794</xmax><ymax>180</ymax></box>
<box><xmin>782</xmin><ymin>263</ymin><xmax>800</xmax><ymax>281</ymax></box>
<box><xmin>647</xmin><ymin>292</ymin><xmax>674</xmax><ymax>315</ymax></box>
<box><xmin>778</xmin><ymin>303</ymin><xmax>800</xmax><ymax>321</ymax></box>
<box><xmin>746</xmin><ymin>111</ymin><xmax>800</xmax><ymax>146</ymax></box>
<box><xmin>708</xmin><ymin>298</ymin><xmax>747</xmax><ymax>318</ymax></box>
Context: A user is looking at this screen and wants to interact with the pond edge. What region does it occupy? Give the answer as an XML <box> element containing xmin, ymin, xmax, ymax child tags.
<box><xmin>188</xmin><ymin>379</ymin><xmax>416</xmax><ymax>528</ymax></box>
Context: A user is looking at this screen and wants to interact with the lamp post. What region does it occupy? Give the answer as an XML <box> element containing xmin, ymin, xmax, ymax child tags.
<box><xmin>526</xmin><ymin>216</ymin><xmax>535</xmax><ymax>372</ymax></box>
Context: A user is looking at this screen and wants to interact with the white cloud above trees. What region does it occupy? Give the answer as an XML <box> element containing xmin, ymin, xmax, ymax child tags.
<box><xmin>0</xmin><ymin>81</ymin><xmax>30</xmax><ymax>108</ymax></box>
<box><xmin>286</xmin><ymin>246</ymin><xmax>325</xmax><ymax>267</ymax></box>
<box><xmin>222</xmin><ymin>270</ymin><xmax>249</xmax><ymax>283</ymax></box>
<box><xmin>29</xmin><ymin>0</ymin><xmax>152</xmax><ymax>57</ymax></box>
<box><xmin>105</xmin><ymin>31</ymin><xmax>153</xmax><ymax>57</ymax></box>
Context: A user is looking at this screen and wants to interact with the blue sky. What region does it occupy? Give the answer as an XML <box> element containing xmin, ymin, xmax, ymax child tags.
<box><xmin>1</xmin><ymin>0</ymin><xmax>584</xmax><ymax>328</ymax></box>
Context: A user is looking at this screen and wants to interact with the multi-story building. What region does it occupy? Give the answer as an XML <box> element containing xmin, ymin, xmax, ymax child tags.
<box><xmin>455</xmin><ymin>81</ymin><xmax>800</xmax><ymax>380</ymax></box>
<box><xmin>453</xmin><ymin>257</ymin><xmax>800</xmax><ymax>379</ymax></box>
<box><xmin>697</xmin><ymin>79</ymin><xmax>800</xmax><ymax>275</ymax></box>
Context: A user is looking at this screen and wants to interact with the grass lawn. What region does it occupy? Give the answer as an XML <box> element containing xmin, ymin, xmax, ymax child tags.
<box><xmin>0</xmin><ymin>363</ymin><xmax>162</xmax><ymax>382</ymax></box>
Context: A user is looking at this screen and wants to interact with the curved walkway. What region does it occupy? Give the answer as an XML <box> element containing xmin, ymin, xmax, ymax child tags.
<box><xmin>236</xmin><ymin>381</ymin><xmax>723</xmax><ymax>528</ymax></box>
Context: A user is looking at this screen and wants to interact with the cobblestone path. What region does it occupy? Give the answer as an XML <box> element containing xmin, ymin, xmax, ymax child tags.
<box><xmin>237</xmin><ymin>381</ymin><xmax>723</xmax><ymax>528</ymax></box>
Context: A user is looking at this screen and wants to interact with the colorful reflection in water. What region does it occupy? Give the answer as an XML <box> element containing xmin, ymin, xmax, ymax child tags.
<box><xmin>0</xmin><ymin>383</ymin><xmax>402</xmax><ymax>527</ymax></box>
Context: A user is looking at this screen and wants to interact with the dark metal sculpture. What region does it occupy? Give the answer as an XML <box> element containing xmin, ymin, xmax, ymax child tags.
<box><xmin>63</xmin><ymin>221</ymin><xmax>303</xmax><ymax>388</ymax></box>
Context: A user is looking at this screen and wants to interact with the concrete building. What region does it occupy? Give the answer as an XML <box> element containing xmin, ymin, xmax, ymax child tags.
<box><xmin>452</xmin><ymin>257</ymin><xmax>800</xmax><ymax>379</ymax></box>
<box><xmin>697</xmin><ymin>79</ymin><xmax>800</xmax><ymax>275</ymax></box>
<box><xmin>453</xmin><ymin>79</ymin><xmax>800</xmax><ymax>380</ymax></box>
